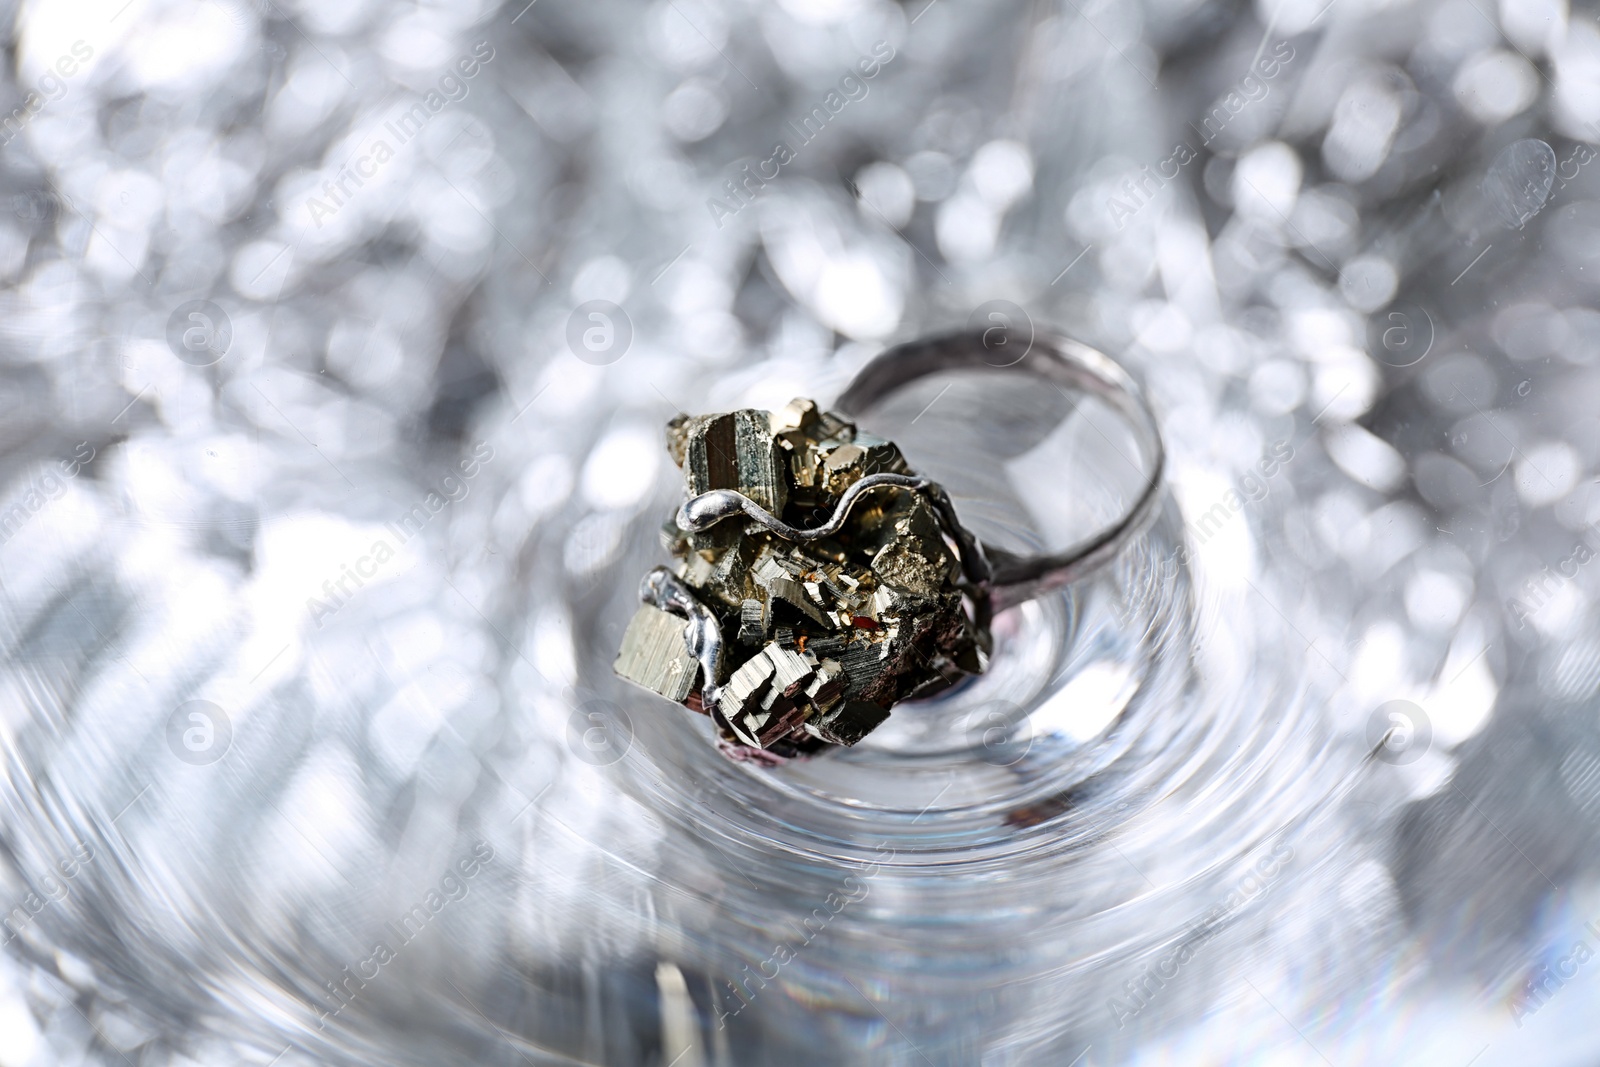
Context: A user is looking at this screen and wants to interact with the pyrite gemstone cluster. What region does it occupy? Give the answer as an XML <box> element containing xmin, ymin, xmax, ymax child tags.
<box><xmin>613</xmin><ymin>398</ymin><xmax>988</xmax><ymax>763</ymax></box>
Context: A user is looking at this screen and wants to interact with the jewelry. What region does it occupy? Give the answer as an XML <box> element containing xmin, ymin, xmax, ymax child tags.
<box><xmin>613</xmin><ymin>329</ymin><xmax>1165</xmax><ymax>763</ymax></box>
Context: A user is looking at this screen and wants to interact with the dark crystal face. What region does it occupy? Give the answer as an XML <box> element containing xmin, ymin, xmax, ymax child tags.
<box><xmin>614</xmin><ymin>398</ymin><xmax>989</xmax><ymax>761</ymax></box>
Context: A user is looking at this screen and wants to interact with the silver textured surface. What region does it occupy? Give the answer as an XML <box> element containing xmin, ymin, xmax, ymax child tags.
<box><xmin>0</xmin><ymin>0</ymin><xmax>1598</xmax><ymax>1064</ymax></box>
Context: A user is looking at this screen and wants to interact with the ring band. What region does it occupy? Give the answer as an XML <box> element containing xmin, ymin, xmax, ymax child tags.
<box><xmin>834</xmin><ymin>329</ymin><xmax>1167</xmax><ymax>613</ymax></box>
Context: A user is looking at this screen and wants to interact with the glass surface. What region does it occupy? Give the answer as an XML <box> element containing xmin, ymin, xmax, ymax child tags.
<box><xmin>0</xmin><ymin>1</ymin><xmax>1595</xmax><ymax>1065</ymax></box>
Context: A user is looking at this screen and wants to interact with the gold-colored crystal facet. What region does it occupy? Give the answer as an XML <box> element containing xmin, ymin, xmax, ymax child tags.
<box><xmin>613</xmin><ymin>605</ymin><xmax>698</xmax><ymax>704</ymax></box>
<box><xmin>615</xmin><ymin>400</ymin><xmax>987</xmax><ymax>760</ymax></box>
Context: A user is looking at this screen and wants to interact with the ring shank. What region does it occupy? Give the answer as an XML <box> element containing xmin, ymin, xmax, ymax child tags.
<box><xmin>834</xmin><ymin>329</ymin><xmax>1166</xmax><ymax>613</ymax></box>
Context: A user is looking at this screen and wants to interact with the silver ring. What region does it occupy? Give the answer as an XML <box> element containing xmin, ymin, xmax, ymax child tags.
<box><xmin>835</xmin><ymin>328</ymin><xmax>1166</xmax><ymax>615</ymax></box>
<box><xmin>613</xmin><ymin>328</ymin><xmax>1165</xmax><ymax>760</ymax></box>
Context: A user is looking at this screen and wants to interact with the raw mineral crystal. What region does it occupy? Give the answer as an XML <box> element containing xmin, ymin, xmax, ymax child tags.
<box><xmin>680</xmin><ymin>409</ymin><xmax>787</xmax><ymax>515</ymax></box>
<box><xmin>613</xmin><ymin>604</ymin><xmax>698</xmax><ymax>704</ymax></box>
<box><xmin>615</xmin><ymin>398</ymin><xmax>989</xmax><ymax>760</ymax></box>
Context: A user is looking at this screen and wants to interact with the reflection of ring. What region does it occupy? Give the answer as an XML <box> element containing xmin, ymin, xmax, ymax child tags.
<box><xmin>613</xmin><ymin>328</ymin><xmax>1165</xmax><ymax>761</ymax></box>
<box><xmin>837</xmin><ymin>329</ymin><xmax>1167</xmax><ymax>614</ymax></box>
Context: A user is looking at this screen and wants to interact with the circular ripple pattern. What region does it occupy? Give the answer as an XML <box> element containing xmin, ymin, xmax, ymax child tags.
<box><xmin>566</xmin><ymin>378</ymin><xmax>1364</xmax><ymax>1061</ymax></box>
<box><xmin>0</xmin><ymin>371</ymin><xmax>1373</xmax><ymax>1067</ymax></box>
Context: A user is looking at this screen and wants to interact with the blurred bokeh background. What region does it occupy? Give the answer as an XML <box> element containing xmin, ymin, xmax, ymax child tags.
<box><xmin>0</xmin><ymin>0</ymin><xmax>1598</xmax><ymax>1062</ymax></box>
